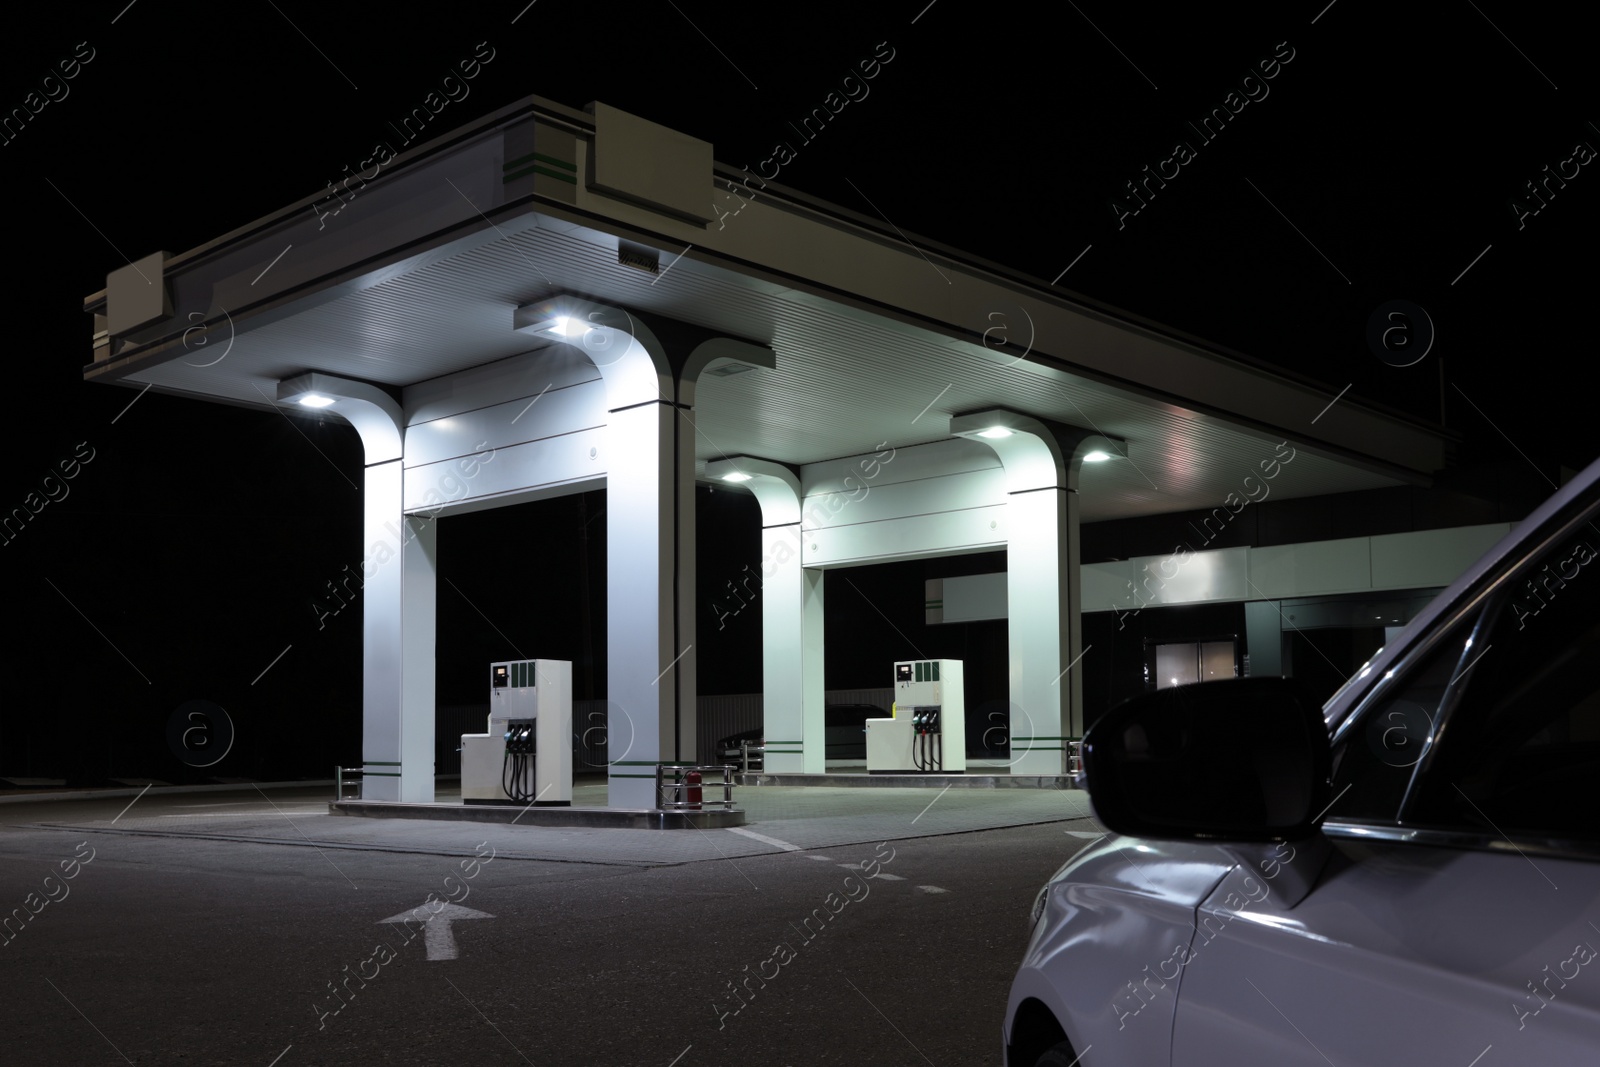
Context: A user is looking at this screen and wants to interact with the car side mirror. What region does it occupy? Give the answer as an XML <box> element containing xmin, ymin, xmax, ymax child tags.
<box><xmin>1082</xmin><ymin>678</ymin><xmax>1331</xmax><ymax>842</ymax></box>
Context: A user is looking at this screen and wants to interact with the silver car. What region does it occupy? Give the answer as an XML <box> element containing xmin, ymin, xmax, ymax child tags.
<box><xmin>1005</xmin><ymin>455</ymin><xmax>1600</xmax><ymax>1065</ymax></box>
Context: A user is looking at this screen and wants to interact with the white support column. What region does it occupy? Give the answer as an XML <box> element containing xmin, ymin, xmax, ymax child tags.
<box><xmin>760</xmin><ymin>520</ymin><xmax>807</xmax><ymax>770</ymax></box>
<box><xmin>801</xmin><ymin>566</ymin><xmax>825</xmax><ymax>773</ymax></box>
<box><xmin>400</xmin><ymin>514</ymin><xmax>438</xmax><ymax>799</ymax></box>
<box><xmin>951</xmin><ymin>410</ymin><xmax>1118</xmax><ymax>775</ymax></box>
<box><xmin>1004</xmin><ymin>486</ymin><xmax>1078</xmax><ymax>772</ymax></box>
<box><xmin>531</xmin><ymin>303</ymin><xmax>689</xmax><ymax>808</ymax></box>
<box><xmin>673</xmin><ymin>403</ymin><xmax>698</xmax><ymax>772</ymax></box>
<box><xmin>515</xmin><ymin>302</ymin><xmax>773</xmax><ymax>807</ymax></box>
<box><xmin>357</xmin><ymin>476</ymin><xmax>439</xmax><ymax>802</ymax></box>
<box><xmin>706</xmin><ymin>455</ymin><xmax>821</xmax><ymax>774</ymax></box>
<box><xmin>603</xmin><ymin>398</ymin><xmax>686</xmax><ymax>807</ymax></box>
<box><xmin>277</xmin><ymin>373</ymin><xmax>435</xmax><ymax>802</ymax></box>
<box><xmin>359</xmin><ymin>460</ymin><xmax>405</xmax><ymax>798</ymax></box>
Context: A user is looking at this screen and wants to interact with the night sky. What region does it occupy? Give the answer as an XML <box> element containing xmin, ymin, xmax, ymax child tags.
<box><xmin>3</xmin><ymin>1</ymin><xmax>1594</xmax><ymax>782</ymax></box>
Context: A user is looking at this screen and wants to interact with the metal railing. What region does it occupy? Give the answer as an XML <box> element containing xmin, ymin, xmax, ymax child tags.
<box><xmin>655</xmin><ymin>764</ymin><xmax>736</xmax><ymax>811</ymax></box>
<box><xmin>334</xmin><ymin>766</ymin><xmax>363</xmax><ymax>800</ymax></box>
<box><xmin>736</xmin><ymin>739</ymin><xmax>764</xmax><ymax>772</ymax></box>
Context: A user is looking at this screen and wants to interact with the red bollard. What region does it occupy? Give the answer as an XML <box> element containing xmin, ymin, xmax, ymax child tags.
<box><xmin>686</xmin><ymin>770</ymin><xmax>703</xmax><ymax>810</ymax></box>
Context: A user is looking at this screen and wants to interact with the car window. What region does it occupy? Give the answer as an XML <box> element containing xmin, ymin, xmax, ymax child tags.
<box><xmin>1324</xmin><ymin>609</ymin><xmax>1486</xmax><ymax>824</ymax></box>
<box><xmin>1405</xmin><ymin>523</ymin><xmax>1600</xmax><ymax>842</ymax></box>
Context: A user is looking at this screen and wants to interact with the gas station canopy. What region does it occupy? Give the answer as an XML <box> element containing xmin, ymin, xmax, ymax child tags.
<box><xmin>82</xmin><ymin>94</ymin><xmax>1451</xmax><ymax>807</ymax></box>
<box><xmin>84</xmin><ymin>95</ymin><xmax>1442</xmax><ymax>512</ymax></box>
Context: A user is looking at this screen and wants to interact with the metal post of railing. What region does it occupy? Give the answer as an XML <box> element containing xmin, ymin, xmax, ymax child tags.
<box><xmin>653</xmin><ymin>764</ymin><xmax>738</xmax><ymax>810</ymax></box>
<box><xmin>335</xmin><ymin>766</ymin><xmax>363</xmax><ymax>800</ymax></box>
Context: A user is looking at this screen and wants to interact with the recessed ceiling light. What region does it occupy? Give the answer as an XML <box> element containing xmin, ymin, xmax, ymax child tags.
<box><xmin>722</xmin><ymin>472</ymin><xmax>752</xmax><ymax>483</ymax></box>
<box><xmin>1083</xmin><ymin>450</ymin><xmax>1112</xmax><ymax>462</ymax></box>
<box><xmin>298</xmin><ymin>394</ymin><xmax>335</xmax><ymax>408</ymax></box>
<box><xmin>977</xmin><ymin>426</ymin><xmax>1013</xmax><ymax>439</ymax></box>
<box><xmin>545</xmin><ymin>316</ymin><xmax>591</xmax><ymax>339</ymax></box>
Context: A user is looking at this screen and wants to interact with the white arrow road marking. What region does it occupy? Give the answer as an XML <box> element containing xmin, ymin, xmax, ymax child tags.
<box><xmin>378</xmin><ymin>903</ymin><xmax>494</xmax><ymax>961</ymax></box>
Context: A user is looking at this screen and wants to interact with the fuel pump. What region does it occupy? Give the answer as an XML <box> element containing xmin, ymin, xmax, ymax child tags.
<box><xmin>866</xmin><ymin>660</ymin><xmax>966</xmax><ymax>773</ymax></box>
<box><xmin>461</xmin><ymin>659</ymin><xmax>573</xmax><ymax>805</ymax></box>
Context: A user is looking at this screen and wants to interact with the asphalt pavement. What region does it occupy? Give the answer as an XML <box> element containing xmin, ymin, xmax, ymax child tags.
<box><xmin>0</xmin><ymin>783</ymin><xmax>1101</xmax><ymax>1065</ymax></box>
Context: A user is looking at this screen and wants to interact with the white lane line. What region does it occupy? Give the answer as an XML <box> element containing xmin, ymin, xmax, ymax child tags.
<box><xmin>159</xmin><ymin>812</ymin><xmax>321</xmax><ymax>818</ymax></box>
<box><xmin>1065</xmin><ymin>831</ymin><xmax>1102</xmax><ymax>838</ymax></box>
<box><xmin>726</xmin><ymin>827</ymin><xmax>802</xmax><ymax>851</ymax></box>
<box><xmin>806</xmin><ymin>855</ymin><xmax>833</xmax><ymax>861</ymax></box>
<box><xmin>915</xmin><ymin>886</ymin><xmax>949</xmax><ymax>894</ymax></box>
